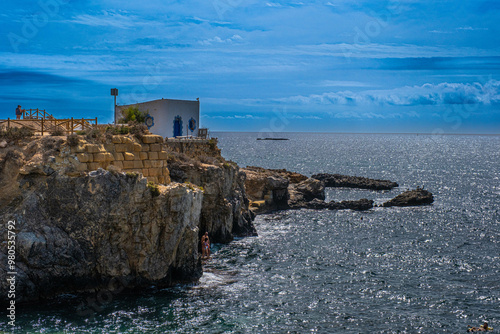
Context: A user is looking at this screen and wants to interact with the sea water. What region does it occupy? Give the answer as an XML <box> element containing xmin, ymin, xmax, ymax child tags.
<box><xmin>1</xmin><ymin>133</ymin><xmax>499</xmax><ymax>333</ymax></box>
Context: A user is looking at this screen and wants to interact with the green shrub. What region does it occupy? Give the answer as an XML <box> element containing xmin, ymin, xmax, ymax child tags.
<box><xmin>120</xmin><ymin>106</ymin><xmax>148</xmax><ymax>123</ymax></box>
<box><xmin>0</xmin><ymin>126</ymin><xmax>34</xmax><ymax>141</ymax></box>
<box><xmin>76</xmin><ymin>130</ymin><xmax>86</xmax><ymax>135</ymax></box>
<box><xmin>147</xmin><ymin>181</ymin><xmax>160</xmax><ymax>197</ymax></box>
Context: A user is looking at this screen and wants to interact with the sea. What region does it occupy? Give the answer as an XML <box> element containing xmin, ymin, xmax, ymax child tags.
<box><xmin>2</xmin><ymin>132</ymin><xmax>499</xmax><ymax>333</ymax></box>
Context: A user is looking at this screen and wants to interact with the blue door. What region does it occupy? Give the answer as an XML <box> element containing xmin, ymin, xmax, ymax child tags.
<box><xmin>173</xmin><ymin>116</ymin><xmax>182</xmax><ymax>137</ymax></box>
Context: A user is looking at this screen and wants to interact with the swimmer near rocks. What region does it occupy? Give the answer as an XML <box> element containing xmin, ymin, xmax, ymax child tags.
<box><xmin>201</xmin><ymin>232</ymin><xmax>211</xmax><ymax>259</ymax></box>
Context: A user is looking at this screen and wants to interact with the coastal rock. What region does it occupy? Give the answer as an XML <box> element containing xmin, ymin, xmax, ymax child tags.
<box><xmin>168</xmin><ymin>162</ymin><xmax>256</xmax><ymax>241</ymax></box>
<box><xmin>267</xmin><ymin>168</ymin><xmax>308</xmax><ymax>184</ymax></box>
<box><xmin>312</xmin><ymin>173</ymin><xmax>398</xmax><ymax>190</ymax></box>
<box><xmin>0</xmin><ymin>168</ymin><xmax>203</xmax><ymax>303</ymax></box>
<box><xmin>302</xmin><ymin>198</ymin><xmax>374</xmax><ymax>211</ymax></box>
<box><xmin>241</xmin><ymin>166</ymin><xmax>290</xmax><ymax>214</ymax></box>
<box><xmin>382</xmin><ymin>188</ymin><xmax>434</xmax><ymax>207</ymax></box>
<box><xmin>329</xmin><ymin>199</ymin><xmax>374</xmax><ymax>211</ymax></box>
<box><xmin>288</xmin><ymin>178</ymin><xmax>325</xmax><ymax>209</ymax></box>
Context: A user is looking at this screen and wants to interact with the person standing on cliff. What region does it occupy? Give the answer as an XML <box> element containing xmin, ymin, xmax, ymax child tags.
<box><xmin>15</xmin><ymin>105</ymin><xmax>24</xmax><ymax>120</ymax></box>
<box><xmin>201</xmin><ymin>232</ymin><xmax>211</xmax><ymax>258</ymax></box>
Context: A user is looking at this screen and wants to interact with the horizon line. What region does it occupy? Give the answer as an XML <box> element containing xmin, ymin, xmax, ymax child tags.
<box><xmin>210</xmin><ymin>131</ymin><xmax>500</xmax><ymax>136</ymax></box>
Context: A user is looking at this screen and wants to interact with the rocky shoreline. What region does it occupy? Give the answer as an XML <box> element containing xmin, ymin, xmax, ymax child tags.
<box><xmin>0</xmin><ymin>135</ymin><xmax>433</xmax><ymax>305</ymax></box>
<box><xmin>242</xmin><ymin>168</ymin><xmax>433</xmax><ymax>214</ymax></box>
<box><xmin>311</xmin><ymin>173</ymin><xmax>398</xmax><ymax>190</ymax></box>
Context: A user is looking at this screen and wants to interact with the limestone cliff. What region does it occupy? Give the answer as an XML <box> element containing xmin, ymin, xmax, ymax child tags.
<box><xmin>0</xmin><ymin>135</ymin><xmax>254</xmax><ymax>304</ymax></box>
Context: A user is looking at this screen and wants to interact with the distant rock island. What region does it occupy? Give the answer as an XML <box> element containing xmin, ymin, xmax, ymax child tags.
<box><xmin>256</xmin><ymin>137</ymin><xmax>289</xmax><ymax>140</ymax></box>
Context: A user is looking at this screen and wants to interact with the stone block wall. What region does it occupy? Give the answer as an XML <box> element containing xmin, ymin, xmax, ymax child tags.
<box><xmin>68</xmin><ymin>135</ymin><xmax>171</xmax><ymax>184</ymax></box>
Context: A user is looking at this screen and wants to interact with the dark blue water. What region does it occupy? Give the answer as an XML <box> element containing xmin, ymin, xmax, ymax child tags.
<box><xmin>2</xmin><ymin>133</ymin><xmax>499</xmax><ymax>333</ymax></box>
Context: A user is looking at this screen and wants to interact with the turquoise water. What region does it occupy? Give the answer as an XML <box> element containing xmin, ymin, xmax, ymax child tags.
<box><xmin>2</xmin><ymin>133</ymin><xmax>499</xmax><ymax>333</ymax></box>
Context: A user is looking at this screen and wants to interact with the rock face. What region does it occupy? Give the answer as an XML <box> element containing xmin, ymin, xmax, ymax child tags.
<box><xmin>312</xmin><ymin>173</ymin><xmax>398</xmax><ymax>190</ymax></box>
<box><xmin>382</xmin><ymin>188</ymin><xmax>434</xmax><ymax>207</ymax></box>
<box><xmin>1</xmin><ymin>168</ymin><xmax>203</xmax><ymax>303</ymax></box>
<box><xmin>288</xmin><ymin>178</ymin><xmax>325</xmax><ymax>209</ymax></box>
<box><xmin>241</xmin><ymin>166</ymin><xmax>290</xmax><ymax>213</ymax></box>
<box><xmin>168</xmin><ymin>161</ymin><xmax>256</xmax><ymax>242</ymax></box>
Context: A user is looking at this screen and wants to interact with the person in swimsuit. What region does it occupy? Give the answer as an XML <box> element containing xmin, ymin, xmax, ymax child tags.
<box><xmin>201</xmin><ymin>232</ymin><xmax>210</xmax><ymax>258</ymax></box>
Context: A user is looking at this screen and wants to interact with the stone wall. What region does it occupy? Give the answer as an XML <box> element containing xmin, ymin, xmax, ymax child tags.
<box><xmin>46</xmin><ymin>136</ymin><xmax>221</xmax><ymax>185</ymax></box>
<box><xmin>64</xmin><ymin>135</ymin><xmax>170</xmax><ymax>184</ymax></box>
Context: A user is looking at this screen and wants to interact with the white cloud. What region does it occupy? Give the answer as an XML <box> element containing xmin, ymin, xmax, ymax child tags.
<box><xmin>277</xmin><ymin>80</ymin><xmax>500</xmax><ymax>106</ymax></box>
<box><xmin>457</xmin><ymin>26</ymin><xmax>488</xmax><ymax>31</ymax></box>
<box><xmin>69</xmin><ymin>11</ymin><xmax>138</xmax><ymax>29</ymax></box>
<box><xmin>198</xmin><ymin>34</ymin><xmax>243</xmax><ymax>46</ymax></box>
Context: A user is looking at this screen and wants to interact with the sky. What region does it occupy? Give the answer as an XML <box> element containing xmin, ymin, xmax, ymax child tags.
<box><xmin>0</xmin><ymin>0</ymin><xmax>499</xmax><ymax>134</ymax></box>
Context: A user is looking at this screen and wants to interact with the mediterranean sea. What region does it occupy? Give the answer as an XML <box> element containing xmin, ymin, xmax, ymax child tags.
<box><xmin>2</xmin><ymin>132</ymin><xmax>499</xmax><ymax>333</ymax></box>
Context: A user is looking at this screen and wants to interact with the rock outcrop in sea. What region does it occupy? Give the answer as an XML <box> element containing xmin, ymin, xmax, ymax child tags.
<box><xmin>242</xmin><ymin>167</ymin><xmax>432</xmax><ymax>213</ymax></box>
<box><xmin>382</xmin><ymin>188</ymin><xmax>434</xmax><ymax>207</ymax></box>
<box><xmin>242</xmin><ymin>167</ymin><xmax>378</xmax><ymax>213</ymax></box>
<box><xmin>312</xmin><ymin>173</ymin><xmax>398</xmax><ymax>190</ymax></box>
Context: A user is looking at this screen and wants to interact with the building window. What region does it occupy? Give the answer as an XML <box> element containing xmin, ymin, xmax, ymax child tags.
<box><xmin>188</xmin><ymin>117</ymin><xmax>197</xmax><ymax>133</ymax></box>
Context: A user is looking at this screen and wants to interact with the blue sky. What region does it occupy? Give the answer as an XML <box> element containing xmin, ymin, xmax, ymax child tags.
<box><xmin>1</xmin><ymin>0</ymin><xmax>499</xmax><ymax>133</ymax></box>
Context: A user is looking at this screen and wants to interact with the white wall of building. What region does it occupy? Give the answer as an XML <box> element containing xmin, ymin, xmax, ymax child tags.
<box><xmin>116</xmin><ymin>98</ymin><xmax>200</xmax><ymax>138</ymax></box>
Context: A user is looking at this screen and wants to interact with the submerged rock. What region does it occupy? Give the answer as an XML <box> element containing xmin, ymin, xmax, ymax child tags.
<box><xmin>312</xmin><ymin>173</ymin><xmax>398</xmax><ymax>190</ymax></box>
<box><xmin>382</xmin><ymin>188</ymin><xmax>434</xmax><ymax>207</ymax></box>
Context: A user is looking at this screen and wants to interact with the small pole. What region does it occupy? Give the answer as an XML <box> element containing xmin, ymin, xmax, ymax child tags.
<box><xmin>41</xmin><ymin>118</ymin><xmax>44</xmax><ymax>136</ymax></box>
<box><xmin>111</xmin><ymin>88</ymin><xmax>118</xmax><ymax>125</ymax></box>
<box><xmin>7</xmin><ymin>118</ymin><xmax>10</xmax><ymax>128</ymax></box>
<box><xmin>71</xmin><ymin>117</ymin><xmax>74</xmax><ymax>134</ymax></box>
<box><xmin>95</xmin><ymin>117</ymin><xmax>98</xmax><ymax>127</ymax></box>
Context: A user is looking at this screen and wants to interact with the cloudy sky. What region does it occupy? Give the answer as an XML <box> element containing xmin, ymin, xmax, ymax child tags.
<box><xmin>1</xmin><ymin>0</ymin><xmax>499</xmax><ymax>133</ymax></box>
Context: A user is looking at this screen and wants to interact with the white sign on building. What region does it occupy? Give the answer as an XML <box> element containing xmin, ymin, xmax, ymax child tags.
<box><xmin>115</xmin><ymin>98</ymin><xmax>200</xmax><ymax>138</ymax></box>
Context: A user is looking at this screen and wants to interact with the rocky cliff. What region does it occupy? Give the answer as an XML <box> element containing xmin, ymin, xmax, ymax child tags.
<box><xmin>0</xmin><ymin>135</ymin><xmax>254</xmax><ymax>304</ymax></box>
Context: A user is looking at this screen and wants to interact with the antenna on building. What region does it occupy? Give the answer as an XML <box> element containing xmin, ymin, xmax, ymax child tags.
<box><xmin>111</xmin><ymin>88</ymin><xmax>118</xmax><ymax>125</ymax></box>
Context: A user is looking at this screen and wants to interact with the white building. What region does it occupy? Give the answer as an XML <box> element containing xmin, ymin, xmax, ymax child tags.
<box><xmin>115</xmin><ymin>98</ymin><xmax>200</xmax><ymax>138</ymax></box>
